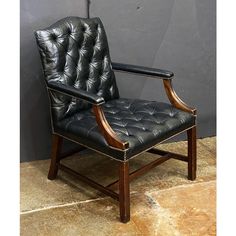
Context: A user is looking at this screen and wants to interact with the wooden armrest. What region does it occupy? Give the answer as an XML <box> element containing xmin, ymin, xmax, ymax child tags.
<box><xmin>163</xmin><ymin>79</ymin><xmax>196</xmax><ymax>115</ymax></box>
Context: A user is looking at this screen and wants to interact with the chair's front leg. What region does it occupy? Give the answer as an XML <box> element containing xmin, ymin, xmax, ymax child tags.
<box><xmin>48</xmin><ymin>134</ymin><xmax>63</xmax><ymax>180</ymax></box>
<box><xmin>187</xmin><ymin>126</ymin><xmax>197</xmax><ymax>180</ymax></box>
<box><xmin>119</xmin><ymin>162</ymin><xmax>130</xmax><ymax>223</ymax></box>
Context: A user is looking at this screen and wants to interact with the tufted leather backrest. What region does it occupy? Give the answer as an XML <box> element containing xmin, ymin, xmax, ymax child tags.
<box><xmin>35</xmin><ymin>17</ymin><xmax>119</xmax><ymax>121</ymax></box>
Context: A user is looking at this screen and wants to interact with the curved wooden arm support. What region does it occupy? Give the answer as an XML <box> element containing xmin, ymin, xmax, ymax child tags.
<box><xmin>163</xmin><ymin>79</ymin><xmax>197</xmax><ymax>115</ymax></box>
<box><xmin>93</xmin><ymin>105</ymin><xmax>129</xmax><ymax>150</ymax></box>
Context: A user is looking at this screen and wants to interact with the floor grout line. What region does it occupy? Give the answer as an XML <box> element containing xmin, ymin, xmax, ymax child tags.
<box><xmin>21</xmin><ymin>190</ymin><xmax>138</xmax><ymax>215</ymax></box>
<box><xmin>20</xmin><ymin>197</ymin><xmax>109</xmax><ymax>215</ymax></box>
<box><xmin>143</xmin><ymin>179</ymin><xmax>216</xmax><ymax>195</ymax></box>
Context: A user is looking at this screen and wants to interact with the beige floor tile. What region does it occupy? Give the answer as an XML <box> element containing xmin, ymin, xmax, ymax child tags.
<box><xmin>20</xmin><ymin>158</ymin><xmax>101</xmax><ymax>212</ymax></box>
<box><xmin>21</xmin><ymin>181</ymin><xmax>215</xmax><ymax>236</ymax></box>
<box><xmin>198</xmin><ymin>137</ymin><xmax>216</xmax><ymax>156</ymax></box>
<box><xmin>135</xmin><ymin>181</ymin><xmax>216</xmax><ymax>236</ymax></box>
<box><xmin>21</xmin><ymin>198</ymin><xmax>141</xmax><ymax>236</ymax></box>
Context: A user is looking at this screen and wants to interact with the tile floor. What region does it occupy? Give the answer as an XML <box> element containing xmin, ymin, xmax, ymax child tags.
<box><xmin>20</xmin><ymin>137</ymin><xmax>216</xmax><ymax>236</ymax></box>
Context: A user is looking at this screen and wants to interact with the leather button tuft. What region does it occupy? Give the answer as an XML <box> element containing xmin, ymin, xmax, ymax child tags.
<box><xmin>51</xmin><ymin>34</ymin><xmax>57</xmax><ymax>41</ymax></box>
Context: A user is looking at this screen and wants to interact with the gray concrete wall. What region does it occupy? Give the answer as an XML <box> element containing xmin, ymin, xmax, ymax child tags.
<box><xmin>20</xmin><ymin>0</ymin><xmax>216</xmax><ymax>162</ymax></box>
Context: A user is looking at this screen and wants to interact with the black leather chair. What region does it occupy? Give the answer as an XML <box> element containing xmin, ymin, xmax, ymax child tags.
<box><xmin>35</xmin><ymin>17</ymin><xmax>197</xmax><ymax>223</ymax></box>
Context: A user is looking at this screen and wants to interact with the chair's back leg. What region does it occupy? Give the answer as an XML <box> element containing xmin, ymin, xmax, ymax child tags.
<box><xmin>119</xmin><ymin>162</ymin><xmax>130</xmax><ymax>223</ymax></box>
<box><xmin>187</xmin><ymin>126</ymin><xmax>197</xmax><ymax>180</ymax></box>
<box><xmin>48</xmin><ymin>134</ymin><xmax>63</xmax><ymax>180</ymax></box>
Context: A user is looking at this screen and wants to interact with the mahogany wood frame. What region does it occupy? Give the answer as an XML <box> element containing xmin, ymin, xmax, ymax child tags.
<box><xmin>47</xmin><ymin>78</ymin><xmax>197</xmax><ymax>223</ymax></box>
<box><xmin>163</xmin><ymin>79</ymin><xmax>196</xmax><ymax>115</ymax></box>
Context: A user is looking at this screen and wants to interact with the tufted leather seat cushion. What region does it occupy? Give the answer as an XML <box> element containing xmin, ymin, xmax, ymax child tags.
<box><xmin>54</xmin><ymin>98</ymin><xmax>195</xmax><ymax>161</ymax></box>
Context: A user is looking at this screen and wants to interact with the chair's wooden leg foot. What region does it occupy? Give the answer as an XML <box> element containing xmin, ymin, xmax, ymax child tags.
<box><xmin>187</xmin><ymin>127</ymin><xmax>197</xmax><ymax>181</ymax></box>
<box><xmin>119</xmin><ymin>162</ymin><xmax>130</xmax><ymax>223</ymax></box>
<box><xmin>48</xmin><ymin>134</ymin><xmax>63</xmax><ymax>180</ymax></box>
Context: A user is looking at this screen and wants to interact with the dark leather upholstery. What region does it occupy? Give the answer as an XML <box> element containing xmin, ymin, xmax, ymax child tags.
<box><xmin>48</xmin><ymin>81</ymin><xmax>105</xmax><ymax>105</ymax></box>
<box><xmin>54</xmin><ymin>98</ymin><xmax>195</xmax><ymax>161</ymax></box>
<box><xmin>112</xmin><ymin>62</ymin><xmax>174</xmax><ymax>78</ymax></box>
<box><xmin>35</xmin><ymin>16</ymin><xmax>195</xmax><ymax>162</ymax></box>
<box><xmin>35</xmin><ymin>17</ymin><xmax>119</xmax><ymax>121</ymax></box>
